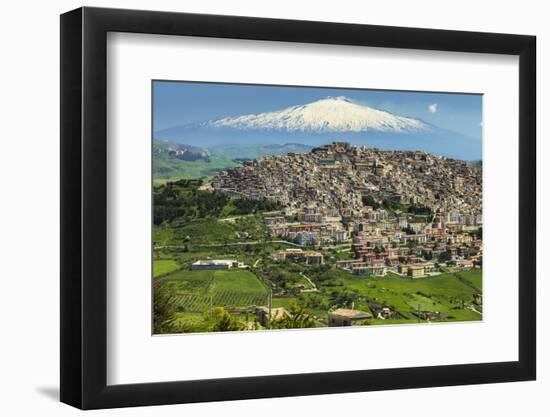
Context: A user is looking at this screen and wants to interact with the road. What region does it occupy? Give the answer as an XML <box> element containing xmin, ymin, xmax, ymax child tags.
<box><xmin>155</xmin><ymin>239</ymin><xmax>305</xmax><ymax>250</ymax></box>
<box><xmin>299</xmin><ymin>272</ymin><xmax>318</xmax><ymax>292</ymax></box>
<box><xmin>217</xmin><ymin>214</ymin><xmax>255</xmax><ymax>223</ymax></box>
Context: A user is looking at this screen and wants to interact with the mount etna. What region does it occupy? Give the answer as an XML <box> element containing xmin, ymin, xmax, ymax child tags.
<box><xmin>154</xmin><ymin>96</ymin><xmax>481</xmax><ymax>161</ymax></box>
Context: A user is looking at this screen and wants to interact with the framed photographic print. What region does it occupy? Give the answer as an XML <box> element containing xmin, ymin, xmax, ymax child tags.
<box><xmin>60</xmin><ymin>6</ymin><xmax>536</xmax><ymax>410</ymax></box>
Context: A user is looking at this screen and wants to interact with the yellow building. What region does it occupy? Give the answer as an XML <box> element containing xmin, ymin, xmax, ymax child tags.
<box><xmin>305</xmin><ymin>251</ymin><xmax>324</xmax><ymax>265</ymax></box>
<box><xmin>407</xmin><ymin>265</ymin><xmax>425</xmax><ymax>278</ymax></box>
<box><xmin>398</xmin><ymin>264</ymin><xmax>409</xmax><ymax>274</ymax></box>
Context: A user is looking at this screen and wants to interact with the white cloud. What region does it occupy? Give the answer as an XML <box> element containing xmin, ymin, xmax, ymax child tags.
<box><xmin>428</xmin><ymin>103</ymin><xmax>438</xmax><ymax>113</ymax></box>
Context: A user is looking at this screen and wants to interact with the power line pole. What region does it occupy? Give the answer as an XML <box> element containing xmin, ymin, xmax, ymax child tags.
<box><xmin>268</xmin><ymin>289</ymin><xmax>272</xmax><ymax>329</ymax></box>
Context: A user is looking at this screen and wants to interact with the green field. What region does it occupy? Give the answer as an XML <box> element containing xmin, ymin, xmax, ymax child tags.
<box><xmin>210</xmin><ymin>269</ymin><xmax>267</xmax><ymax>294</ymax></box>
<box><xmin>161</xmin><ymin>269</ymin><xmax>214</xmax><ymax>294</ymax></box>
<box><xmin>272</xmin><ymin>294</ymin><xmax>331</xmax><ymax>320</ymax></box>
<box><xmin>455</xmin><ymin>269</ymin><xmax>483</xmax><ymax>292</ymax></box>
<box><xmin>153</xmin><ymin>143</ymin><xmax>312</xmax><ymax>184</ymax></box>
<box><xmin>155</xmin><ymin>262</ymin><xmax>482</xmax><ymax>332</ymax></box>
<box><xmin>153</xmin><ymin>259</ymin><xmax>181</xmax><ymax>278</ymax></box>
<box><xmin>159</xmin><ymin>268</ymin><xmax>268</xmax><ymax>312</ymax></box>
<box><xmin>155</xmin><ymin>215</ymin><xmax>268</xmax><ymax>247</ymax></box>
<box><xmin>340</xmin><ymin>272</ymin><xmax>481</xmax><ymax>322</ymax></box>
<box><xmin>153</xmin><ymin>155</ymin><xmax>237</xmax><ymax>183</ymax></box>
<box><xmin>156</xmin><ymin>268</ymin><xmax>269</xmax><ymax>332</ymax></box>
<box><xmin>153</xmin><ymin>227</ymin><xmax>178</xmax><ymax>246</ymax></box>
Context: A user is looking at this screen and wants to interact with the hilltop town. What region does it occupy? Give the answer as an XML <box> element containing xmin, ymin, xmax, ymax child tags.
<box><xmin>210</xmin><ymin>142</ymin><xmax>482</xmax><ymax>277</ymax></box>
<box><xmin>212</xmin><ymin>142</ymin><xmax>482</xmax><ymax>218</ymax></box>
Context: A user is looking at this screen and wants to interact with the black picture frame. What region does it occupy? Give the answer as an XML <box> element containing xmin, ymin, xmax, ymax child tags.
<box><xmin>60</xmin><ymin>6</ymin><xmax>536</xmax><ymax>410</ymax></box>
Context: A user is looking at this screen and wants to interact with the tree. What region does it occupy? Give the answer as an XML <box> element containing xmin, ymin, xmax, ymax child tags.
<box><xmin>209</xmin><ymin>307</ymin><xmax>244</xmax><ymax>332</ymax></box>
<box><xmin>407</xmin><ymin>205</ymin><xmax>432</xmax><ymax>216</ymax></box>
<box><xmin>153</xmin><ymin>283</ymin><xmax>178</xmax><ymax>334</ymax></box>
<box><xmin>438</xmin><ymin>250</ymin><xmax>452</xmax><ymax>263</ymax></box>
<box><xmin>475</xmin><ymin>227</ymin><xmax>482</xmax><ymax>240</ymax></box>
<box><xmin>402</xmin><ymin>226</ymin><xmax>416</xmax><ymax>235</ymax></box>
<box><xmin>361</xmin><ymin>195</ymin><xmax>379</xmax><ymax>209</ymax></box>
<box><xmin>330</xmin><ymin>290</ymin><xmax>359</xmax><ymax>307</ymax></box>
<box><xmin>468</xmin><ymin>226</ymin><xmax>482</xmax><ymax>240</ymax></box>
<box><xmin>271</xmin><ymin>303</ymin><xmax>315</xmax><ymax>329</ymax></box>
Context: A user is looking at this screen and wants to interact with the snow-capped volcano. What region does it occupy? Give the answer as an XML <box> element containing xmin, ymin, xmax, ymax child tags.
<box><xmin>208</xmin><ymin>96</ymin><xmax>430</xmax><ymax>133</ymax></box>
<box><xmin>155</xmin><ymin>96</ymin><xmax>481</xmax><ymax>161</ymax></box>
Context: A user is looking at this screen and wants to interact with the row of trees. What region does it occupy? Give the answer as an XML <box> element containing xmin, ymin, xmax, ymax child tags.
<box><xmin>361</xmin><ymin>194</ymin><xmax>431</xmax><ymax>215</ymax></box>
<box><xmin>153</xmin><ymin>180</ymin><xmax>282</xmax><ymax>225</ymax></box>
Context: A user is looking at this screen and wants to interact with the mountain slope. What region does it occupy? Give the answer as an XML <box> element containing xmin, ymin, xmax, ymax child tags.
<box><xmin>209</xmin><ymin>96</ymin><xmax>430</xmax><ymax>133</ymax></box>
<box><xmin>153</xmin><ymin>141</ymin><xmax>313</xmax><ymax>182</ymax></box>
<box><xmin>154</xmin><ymin>140</ymin><xmax>211</xmax><ymax>162</ymax></box>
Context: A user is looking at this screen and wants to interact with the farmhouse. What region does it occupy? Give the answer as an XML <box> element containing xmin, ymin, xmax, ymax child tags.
<box><xmin>328</xmin><ymin>308</ymin><xmax>372</xmax><ymax>326</ymax></box>
<box><xmin>191</xmin><ymin>259</ymin><xmax>238</xmax><ymax>270</ymax></box>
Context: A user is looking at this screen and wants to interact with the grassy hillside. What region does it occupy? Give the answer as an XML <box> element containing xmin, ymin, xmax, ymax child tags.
<box><xmin>455</xmin><ymin>269</ymin><xmax>483</xmax><ymax>292</ymax></box>
<box><xmin>153</xmin><ymin>155</ymin><xmax>237</xmax><ymax>183</ymax></box>
<box><xmin>153</xmin><ymin>259</ymin><xmax>181</xmax><ymax>278</ymax></box>
<box><xmin>340</xmin><ymin>271</ymin><xmax>481</xmax><ymax>322</ymax></box>
<box><xmin>153</xmin><ymin>143</ymin><xmax>312</xmax><ymax>183</ymax></box>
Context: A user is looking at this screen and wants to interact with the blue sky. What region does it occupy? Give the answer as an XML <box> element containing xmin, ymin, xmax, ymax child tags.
<box><xmin>153</xmin><ymin>81</ymin><xmax>482</xmax><ymax>139</ymax></box>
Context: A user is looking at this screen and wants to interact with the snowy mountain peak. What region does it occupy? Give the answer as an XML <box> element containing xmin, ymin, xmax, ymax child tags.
<box><xmin>318</xmin><ymin>95</ymin><xmax>352</xmax><ymax>103</ymax></box>
<box><xmin>208</xmin><ymin>96</ymin><xmax>430</xmax><ymax>133</ymax></box>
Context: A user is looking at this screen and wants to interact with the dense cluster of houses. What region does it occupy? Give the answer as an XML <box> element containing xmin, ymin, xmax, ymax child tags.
<box><xmin>264</xmin><ymin>206</ymin><xmax>349</xmax><ymax>246</ymax></box>
<box><xmin>212</xmin><ymin>142</ymin><xmax>482</xmax><ymax>279</ymax></box>
<box><xmin>265</xmin><ymin>202</ymin><xmax>482</xmax><ymax>278</ymax></box>
<box><xmin>212</xmin><ymin>142</ymin><xmax>482</xmax><ymax>219</ymax></box>
<box><xmin>338</xmin><ymin>211</ymin><xmax>482</xmax><ymax>277</ymax></box>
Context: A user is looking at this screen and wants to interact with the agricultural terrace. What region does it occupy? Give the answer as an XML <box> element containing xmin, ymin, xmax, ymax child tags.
<box><xmin>159</xmin><ymin>268</ymin><xmax>268</xmax><ymax>313</ymax></box>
